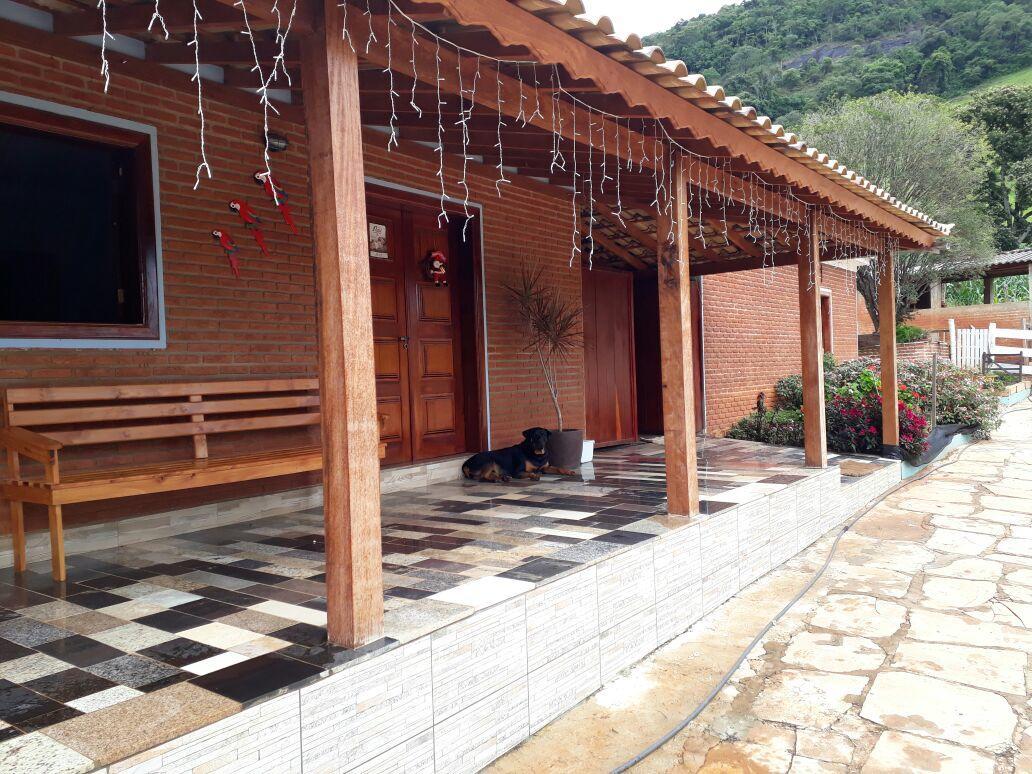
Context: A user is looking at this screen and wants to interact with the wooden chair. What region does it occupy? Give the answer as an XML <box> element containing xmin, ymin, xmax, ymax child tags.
<box><xmin>1</xmin><ymin>379</ymin><xmax>386</xmax><ymax>581</ymax></box>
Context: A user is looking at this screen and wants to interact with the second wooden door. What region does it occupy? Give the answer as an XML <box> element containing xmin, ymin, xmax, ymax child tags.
<box><xmin>367</xmin><ymin>193</ymin><xmax>468</xmax><ymax>464</ymax></box>
<box><xmin>583</xmin><ymin>267</ymin><xmax>638</xmax><ymax>446</ymax></box>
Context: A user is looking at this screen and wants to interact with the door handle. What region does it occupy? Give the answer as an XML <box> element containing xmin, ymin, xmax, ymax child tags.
<box><xmin>399</xmin><ymin>336</ymin><xmax>409</xmax><ymax>350</ymax></box>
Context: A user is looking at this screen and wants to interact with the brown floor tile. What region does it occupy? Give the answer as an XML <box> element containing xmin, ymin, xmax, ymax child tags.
<box><xmin>41</xmin><ymin>683</ymin><xmax>237</xmax><ymax>766</ymax></box>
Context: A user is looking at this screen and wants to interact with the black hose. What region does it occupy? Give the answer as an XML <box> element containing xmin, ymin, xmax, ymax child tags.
<box><xmin>610</xmin><ymin>445</ymin><xmax>975</xmax><ymax>773</ymax></box>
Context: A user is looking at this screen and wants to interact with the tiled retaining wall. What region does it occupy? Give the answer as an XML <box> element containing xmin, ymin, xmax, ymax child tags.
<box><xmin>104</xmin><ymin>461</ymin><xmax>901</xmax><ymax>774</ymax></box>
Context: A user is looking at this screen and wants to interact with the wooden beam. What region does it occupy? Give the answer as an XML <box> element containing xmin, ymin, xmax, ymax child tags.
<box><xmin>655</xmin><ymin>156</ymin><xmax>700</xmax><ymax>517</ymax></box>
<box><xmin>691</xmin><ymin>249</ymin><xmax>800</xmax><ymax>276</ymax></box>
<box><xmin>301</xmin><ymin>0</ymin><xmax>383</xmax><ymax>647</ymax></box>
<box><xmin>414</xmin><ymin>0</ymin><xmax>936</xmax><ymax>248</ymax></box>
<box><xmin>212</xmin><ymin>0</ymin><xmax>313</xmax><ymax>27</ymax></box>
<box><xmin>588</xmin><ymin>228</ymin><xmax>648</xmax><ymax>269</ymax></box>
<box><xmin>879</xmin><ymin>244</ymin><xmax>900</xmax><ymax>456</ymax></box>
<box><xmin>147</xmin><ymin>40</ymin><xmax>300</xmax><ymax>65</ymax></box>
<box><xmin>54</xmin><ymin>1</ymin><xmax>241</xmax><ymax>36</ymax></box>
<box><xmin>595</xmin><ymin>201</ymin><xmax>657</xmax><ymax>249</ymax></box>
<box><xmin>0</xmin><ymin>17</ymin><xmax>304</xmax><ymax>122</ymax></box>
<box><xmin>798</xmin><ymin>208</ymin><xmax>828</xmax><ymax>467</ymax></box>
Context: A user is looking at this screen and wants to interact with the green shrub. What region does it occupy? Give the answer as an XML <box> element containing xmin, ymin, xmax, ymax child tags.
<box><xmin>774</xmin><ymin>374</ymin><xmax>803</xmax><ymax>409</ymax></box>
<box><xmin>728</xmin><ymin>355</ymin><xmax>1004</xmax><ymax>455</ymax></box>
<box><xmin>726</xmin><ymin>407</ymin><xmax>804</xmax><ymax>447</ymax></box>
<box><xmin>895</xmin><ymin>324</ymin><xmax>926</xmax><ymax>343</ymax></box>
<box><xmin>775</xmin><ymin>352</ymin><xmax>837</xmax><ymax>410</ymax></box>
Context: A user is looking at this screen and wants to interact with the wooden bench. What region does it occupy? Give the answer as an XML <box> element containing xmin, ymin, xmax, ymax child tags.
<box><xmin>1</xmin><ymin>379</ymin><xmax>386</xmax><ymax>581</ymax></box>
<box><xmin>984</xmin><ymin>323</ymin><xmax>1032</xmax><ymax>378</ymax></box>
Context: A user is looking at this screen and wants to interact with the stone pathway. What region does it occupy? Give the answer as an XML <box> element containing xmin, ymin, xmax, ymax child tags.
<box><xmin>490</xmin><ymin>404</ymin><xmax>1032</xmax><ymax>773</ymax></box>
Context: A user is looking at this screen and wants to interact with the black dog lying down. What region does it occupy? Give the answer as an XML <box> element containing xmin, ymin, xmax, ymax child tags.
<box><xmin>462</xmin><ymin>427</ymin><xmax>576</xmax><ymax>482</ymax></box>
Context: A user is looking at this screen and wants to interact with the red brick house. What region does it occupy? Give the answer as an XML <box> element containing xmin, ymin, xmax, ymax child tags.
<box><xmin>0</xmin><ymin>3</ymin><xmax>950</xmax><ymax>768</ymax></box>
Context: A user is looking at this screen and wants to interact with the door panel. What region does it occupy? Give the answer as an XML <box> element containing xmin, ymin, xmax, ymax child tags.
<box><xmin>584</xmin><ymin>268</ymin><xmax>637</xmax><ymax>446</ymax></box>
<box><xmin>366</xmin><ymin>201</ymin><xmax>412</xmax><ymax>465</ymax></box>
<box><xmin>633</xmin><ymin>274</ymin><xmax>704</xmax><ymax>434</ymax></box>
<box><xmin>405</xmin><ymin>210</ymin><xmax>465</xmax><ymax>461</ymax></box>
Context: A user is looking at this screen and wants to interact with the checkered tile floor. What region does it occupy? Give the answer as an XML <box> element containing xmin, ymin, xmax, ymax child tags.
<box><xmin>0</xmin><ymin>438</ymin><xmax>892</xmax><ymax>765</ymax></box>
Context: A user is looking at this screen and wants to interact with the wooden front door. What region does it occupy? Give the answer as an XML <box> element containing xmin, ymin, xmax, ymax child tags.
<box><xmin>367</xmin><ymin>194</ymin><xmax>468</xmax><ymax>464</ymax></box>
<box><xmin>583</xmin><ymin>267</ymin><xmax>638</xmax><ymax>446</ymax></box>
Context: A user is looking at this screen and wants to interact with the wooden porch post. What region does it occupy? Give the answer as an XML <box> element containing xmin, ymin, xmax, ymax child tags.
<box><xmin>798</xmin><ymin>210</ymin><xmax>828</xmax><ymax>467</ymax></box>
<box><xmin>656</xmin><ymin>157</ymin><xmax>700</xmax><ymax>517</ymax></box>
<box><xmin>301</xmin><ymin>0</ymin><xmax>383</xmax><ymax>647</ymax></box>
<box><xmin>879</xmin><ymin>241</ymin><xmax>901</xmax><ymax>456</ymax></box>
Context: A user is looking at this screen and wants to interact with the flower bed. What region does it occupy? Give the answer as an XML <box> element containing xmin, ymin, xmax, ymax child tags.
<box><xmin>726</xmin><ymin>356</ymin><xmax>1005</xmax><ymax>462</ymax></box>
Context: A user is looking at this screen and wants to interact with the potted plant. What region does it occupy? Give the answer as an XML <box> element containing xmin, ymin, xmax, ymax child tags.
<box><xmin>503</xmin><ymin>264</ymin><xmax>586</xmax><ymax>468</ymax></box>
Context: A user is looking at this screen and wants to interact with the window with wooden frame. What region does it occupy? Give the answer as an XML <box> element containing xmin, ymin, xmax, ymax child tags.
<box><xmin>0</xmin><ymin>95</ymin><xmax>163</xmax><ymax>346</ymax></box>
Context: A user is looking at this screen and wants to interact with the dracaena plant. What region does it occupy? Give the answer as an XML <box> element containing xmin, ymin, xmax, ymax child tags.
<box><xmin>502</xmin><ymin>263</ymin><xmax>582</xmax><ymax>431</ymax></box>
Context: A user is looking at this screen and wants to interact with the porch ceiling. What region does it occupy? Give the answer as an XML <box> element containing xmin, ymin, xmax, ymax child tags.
<box><xmin>7</xmin><ymin>0</ymin><xmax>945</xmax><ymax>265</ymax></box>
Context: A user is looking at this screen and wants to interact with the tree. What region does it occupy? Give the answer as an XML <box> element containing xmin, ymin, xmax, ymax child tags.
<box><xmin>962</xmin><ymin>86</ymin><xmax>1032</xmax><ymax>249</ymax></box>
<box><xmin>799</xmin><ymin>91</ymin><xmax>996</xmax><ymax>329</ymax></box>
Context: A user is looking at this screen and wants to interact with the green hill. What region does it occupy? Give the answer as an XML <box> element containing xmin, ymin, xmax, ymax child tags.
<box><xmin>646</xmin><ymin>0</ymin><xmax>1032</xmax><ymax>126</ymax></box>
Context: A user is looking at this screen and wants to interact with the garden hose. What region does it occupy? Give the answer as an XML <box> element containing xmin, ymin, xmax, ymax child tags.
<box><xmin>609</xmin><ymin>445</ymin><xmax>976</xmax><ymax>773</ymax></box>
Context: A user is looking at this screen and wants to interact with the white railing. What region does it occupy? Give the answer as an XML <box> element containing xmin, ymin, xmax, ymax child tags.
<box><xmin>948</xmin><ymin>319</ymin><xmax>1032</xmax><ymax>374</ymax></box>
<box><xmin>947</xmin><ymin>319</ymin><xmax>991</xmax><ymax>370</ymax></box>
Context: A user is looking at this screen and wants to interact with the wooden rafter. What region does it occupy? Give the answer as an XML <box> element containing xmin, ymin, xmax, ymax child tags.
<box><xmin>588</xmin><ymin>227</ymin><xmax>648</xmax><ymax>270</ymax></box>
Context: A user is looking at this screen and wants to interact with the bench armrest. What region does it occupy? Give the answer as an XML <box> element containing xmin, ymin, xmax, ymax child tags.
<box><xmin>0</xmin><ymin>427</ymin><xmax>62</xmax><ymax>464</ymax></box>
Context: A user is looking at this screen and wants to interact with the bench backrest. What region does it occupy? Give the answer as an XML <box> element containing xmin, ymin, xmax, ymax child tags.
<box><xmin>988</xmin><ymin>323</ymin><xmax>1032</xmax><ymax>357</ymax></box>
<box><xmin>2</xmin><ymin>379</ymin><xmax>320</xmax><ymax>459</ymax></box>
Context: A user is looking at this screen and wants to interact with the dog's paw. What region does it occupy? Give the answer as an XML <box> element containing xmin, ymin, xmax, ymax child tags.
<box><xmin>501</xmin><ymin>475</ymin><xmax>512</xmax><ymax>482</ymax></box>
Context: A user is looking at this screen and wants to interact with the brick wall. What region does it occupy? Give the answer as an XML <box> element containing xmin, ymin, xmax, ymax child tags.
<box><xmin>909</xmin><ymin>302</ymin><xmax>1030</xmax><ymax>334</ymax></box>
<box><xmin>0</xmin><ymin>41</ymin><xmax>583</xmax><ymax>528</ymax></box>
<box><xmin>700</xmin><ymin>264</ymin><xmax>859</xmax><ymax>433</ymax></box>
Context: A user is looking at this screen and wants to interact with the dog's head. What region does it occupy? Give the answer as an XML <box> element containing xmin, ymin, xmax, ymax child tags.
<box><xmin>521</xmin><ymin>427</ymin><xmax>551</xmax><ymax>457</ymax></box>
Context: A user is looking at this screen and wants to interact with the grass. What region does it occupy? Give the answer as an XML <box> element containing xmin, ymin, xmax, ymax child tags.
<box><xmin>952</xmin><ymin>65</ymin><xmax>1032</xmax><ymax>103</ymax></box>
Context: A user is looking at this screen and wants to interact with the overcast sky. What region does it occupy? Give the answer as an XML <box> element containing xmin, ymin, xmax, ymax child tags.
<box><xmin>583</xmin><ymin>0</ymin><xmax>741</xmax><ymax>37</ymax></box>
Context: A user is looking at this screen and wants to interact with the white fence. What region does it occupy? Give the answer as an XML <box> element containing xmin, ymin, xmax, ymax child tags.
<box><xmin>947</xmin><ymin>319</ymin><xmax>991</xmax><ymax>370</ymax></box>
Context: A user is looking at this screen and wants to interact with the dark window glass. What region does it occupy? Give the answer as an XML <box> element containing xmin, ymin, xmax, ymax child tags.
<box><xmin>0</xmin><ymin>105</ymin><xmax>158</xmax><ymax>341</ymax></box>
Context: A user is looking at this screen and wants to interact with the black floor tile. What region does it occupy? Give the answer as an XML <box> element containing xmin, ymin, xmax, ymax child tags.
<box><xmin>24</xmin><ymin>668</ymin><xmax>116</xmax><ymax>703</ymax></box>
<box><xmin>35</xmin><ymin>635</ymin><xmax>125</xmax><ymax>668</ymax></box>
<box><xmin>65</xmin><ymin>590</ymin><xmax>131</xmax><ymax>610</ymax></box>
<box><xmin>236</xmin><ymin>585</ymin><xmax>312</xmax><ymax>604</ymax></box>
<box><xmin>0</xmin><ymin>638</ymin><xmax>34</xmax><ymax>664</ymax></box>
<box><xmin>0</xmin><ymin>725</ymin><xmax>22</xmax><ymax>743</ymax></box>
<box><xmin>15</xmin><ymin>705</ymin><xmax>83</xmax><ymax>733</ymax></box>
<box><xmin>139</xmin><ymin>638</ymin><xmax>224</xmax><ymax>668</ymax></box>
<box><xmin>0</xmin><ymin>680</ymin><xmax>66</xmax><ymax>725</ymax></box>
<box><xmin>192</xmin><ymin>587</ymin><xmax>264</xmax><ymax>607</ymax></box>
<box><xmin>171</xmin><ymin>598</ymin><xmax>242</xmax><ymax>620</ymax></box>
<box><xmin>590</xmin><ymin>530</ymin><xmax>656</xmax><ymax>546</ymax></box>
<box><xmin>134</xmin><ymin>610</ymin><xmax>210</xmax><ymax>633</ymax></box>
<box><xmin>0</xmin><ymin>584</ymin><xmax>53</xmax><ymax>611</ymax></box>
<box><xmin>498</xmin><ymin>558</ymin><xmax>580</xmax><ymax>582</ymax></box>
<box><xmin>385</xmin><ymin>587</ymin><xmax>433</xmax><ymax>600</ymax></box>
<box><xmin>191</xmin><ymin>653</ymin><xmax>321</xmax><ymax>705</ymax></box>
<box><xmin>280</xmin><ymin>637</ymin><xmax>399</xmax><ymax>669</ymax></box>
<box><xmin>78</xmin><ymin>574</ymin><xmax>137</xmax><ymax>592</ymax></box>
<box><xmin>269</xmin><ymin>623</ymin><xmax>326</xmax><ymax>647</ymax></box>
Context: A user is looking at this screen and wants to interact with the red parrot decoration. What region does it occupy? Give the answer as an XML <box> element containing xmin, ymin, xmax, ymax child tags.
<box><xmin>211</xmin><ymin>228</ymin><xmax>241</xmax><ymax>278</ymax></box>
<box><xmin>254</xmin><ymin>170</ymin><xmax>298</xmax><ymax>235</ymax></box>
<box><xmin>228</xmin><ymin>199</ymin><xmax>269</xmax><ymax>256</ymax></box>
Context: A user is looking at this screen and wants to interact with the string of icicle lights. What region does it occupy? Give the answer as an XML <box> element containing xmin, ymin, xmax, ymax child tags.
<box><xmin>95</xmin><ymin>0</ymin><xmax>899</xmax><ymax>281</ymax></box>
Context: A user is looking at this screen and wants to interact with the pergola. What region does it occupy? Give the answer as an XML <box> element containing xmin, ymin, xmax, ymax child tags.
<box><xmin>3</xmin><ymin>0</ymin><xmax>949</xmax><ymax>648</ymax></box>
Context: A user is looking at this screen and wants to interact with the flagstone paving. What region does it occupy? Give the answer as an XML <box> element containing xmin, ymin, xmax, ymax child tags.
<box><xmin>490</xmin><ymin>403</ymin><xmax>1032</xmax><ymax>773</ymax></box>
